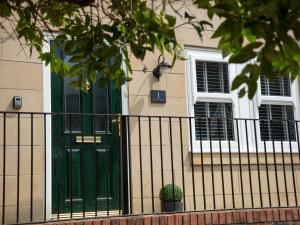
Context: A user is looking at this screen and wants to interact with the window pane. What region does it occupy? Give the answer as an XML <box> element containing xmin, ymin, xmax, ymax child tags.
<box><xmin>94</xmin><ymin>83</ymin><xmax>109</xmax><ymax>132</ymax></box>
<box><xmin>196</xmin><ymin>61</ymin><xmax>205</xmax><ymax>92</ymax></box>
<box><xmin>259</xmin><ymin>104</ymin><xmax>295</xmax><ymax>141</ymax></box>
<box><xmin>196</xmin><ymin>61</ymin><xmax>229</xmax><ymax>93</ymax></box>
<box><xmin>64</xmin><ymin>77</ymin><xmax>81</xmax><ymax>132</ymax></box>
<box><xmin>260</xmin><ymin>74</ymin><xmax>291</xmax><ymax>96</ymax></box>
<box><xmin>194</xmin><ymin>102</ymin><xmax>234</xmax><ymax>140</ymax></box>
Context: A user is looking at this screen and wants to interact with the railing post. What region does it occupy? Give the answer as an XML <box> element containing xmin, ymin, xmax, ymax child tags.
<box><xmin>121</xmin><ymin>115</ymin><xmax>129</xmax><ymax>215</ymax></box>
<box><xmin>179</xmin><ymin>117</ymin><xmax>186</xmax><ymax>211</ymax></box>
<box><xmin>208</xmin><ymin>118</ymin><xmax>216</xmax><ymax>210</ymax></box>
<box><xmin>125</xmin><ymin>116</ymin><xmax>132</xmax><ymax>214</ymax></box>
<box><xmin>17</xmin><ymin>113</ymin><xmax>20</xmax><ymax>223</ymax></box>
<box><xmin>253</xmin><ymin>119</ymin><xmax>263</xmax><ymax>208</ymax></box>
<box><xmin>137</xmin><ymin>116</ymin><xmax>144</xmax><ymax>213</ymax></box>
<box><xmin>188</xmin><ymin>117</ymin><xmax>196</xmax><ymax>210</ymax></box>
<box><xmin>236</xmin><ymin>119</ymin><xmax>245</xmax><ymax>208</ymax></box>
<box><xmin>198</xmin><ymin>117</ymin><xmax>206</xmax><ymax>210</ymax></box>
<box><xmin>30</xmin><ymin>113</ymin><xmax>34</xmax><ymax>221</ymax></box>
<box><xmin>159</xmin><ymin>117</ymin><xmax>165</xmax><ymax>212</ymax></box>
<box><xmin>217</xmin><ymin>118</ymin><xmax>226</xmax><ymax>209</ymax></box>
<box><xmin>118</xmin><ymin>114</ymin><xmax>124</xmax><ymax>216</ymax></box>
<box><xmin>148</xmin><ymin>117</ymin><xmax>154</xmax><ymax>212</ymax></box>
<box><xmin>2</xmin><ymin>112</ymin><xmax>6</xmax><ymax>224</ymax></box>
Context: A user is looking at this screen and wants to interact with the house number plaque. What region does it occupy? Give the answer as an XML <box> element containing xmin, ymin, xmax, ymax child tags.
<box><xmin>76</xmin><ymin>136</ymin><xmax>101</xmax><ymax>143</ymax></box>
<box><xmin>150</xmin><ymin>90</ymin><xmax>166</xmax><ymax>103</ymax></box>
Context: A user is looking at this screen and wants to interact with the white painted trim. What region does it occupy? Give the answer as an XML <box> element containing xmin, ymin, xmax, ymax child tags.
<box><xmin>121</xmin><ymin>57</ymin><xmax>129</xmax><ymax>115</ymax></box>
<box><xmin>260</xmin><ymin>96</ymin><xmax>294</xmax><ymax>105</ymax></box>
<box><xmin>42</xmin><ymin>37</ymin><xmax>52</xmax><ymax>220</ymax></box>
<box><xmin>194</xmin><ymin>93</ymin><xmax>233</xmax><ymax>103</ymax></box>
<box><xmin>121</xmin><ymin>84</ymin><xmax>129</xmax><ymax>115</ymax></box>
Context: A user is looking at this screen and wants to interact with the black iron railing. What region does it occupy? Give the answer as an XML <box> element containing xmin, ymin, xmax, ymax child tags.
<box><xmin>1</xmin><ymin>112</ymin><xmax>300</xmax><ymax>224</ymax></box>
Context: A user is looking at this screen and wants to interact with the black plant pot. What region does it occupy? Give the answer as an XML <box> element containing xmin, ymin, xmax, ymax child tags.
<box><xmin>161</xmin><ymin>201</ymin><xmax>183</xmax><ymax>212</ymax></box>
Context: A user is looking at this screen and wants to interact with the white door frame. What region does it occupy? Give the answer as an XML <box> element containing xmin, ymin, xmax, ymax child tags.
<box><xmin>42</xmin><ymin>37</ymin><xmax>129</xmax><ymax>219</ymax></box>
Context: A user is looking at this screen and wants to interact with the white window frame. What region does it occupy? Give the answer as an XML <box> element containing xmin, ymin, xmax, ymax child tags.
<box><xmin>186</xmin><ymin>48</ymin><xmax>300</xmax><ymax>154</ymax></box>
<box><xmin>185</xmin><ymin>48</ymin><xmax>240</xmax><ymax>153</ymax></box>
<box><xmin>254</xmin><ymin>72</ymin><xmax>300</xmax><ymax>152</ymax></box>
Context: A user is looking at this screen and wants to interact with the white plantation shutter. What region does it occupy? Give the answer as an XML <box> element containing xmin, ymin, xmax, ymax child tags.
<box><xmin>196</xmin><ymin>61</ymin><xmax>229</xmax><ymax>93</ymax></box>
<box><xmin>260</xmin><ymin>74</ymin><xmax>291</xmax><ymax>96</ymax></box>
<box><xmin>259</xmin><ymin>105</ymin><xmax>295</xmax><ymax>141</ymax></box>
<box><xmin>194</xmin><ymin>102</ymin><xmax>234</xmax><ymax>140</ymax></box>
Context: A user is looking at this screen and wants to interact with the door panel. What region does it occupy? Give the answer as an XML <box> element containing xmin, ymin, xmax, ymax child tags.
<box><xmin>94</xmin><ymin>82</ymin><xmax>110</xmax><ymax>132</ymax></box>
<box><xmin>51</xmin><ymin>44</ymin><xmax>122</xmax><ymax>214</ymax></box>
<box><xmin>64</xmin><ymin>77</ymin><xmax>82</xmax><ymax>132</ymax></box>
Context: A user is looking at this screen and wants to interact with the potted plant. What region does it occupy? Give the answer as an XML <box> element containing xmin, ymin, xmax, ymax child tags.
<box><xmin>159</xmin><ymin>184</ymin><xmax>183</xmax><ymax>212</ymax></box>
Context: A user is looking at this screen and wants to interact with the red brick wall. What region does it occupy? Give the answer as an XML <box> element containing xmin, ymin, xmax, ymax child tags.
<box><xmin>43</xmin><ymin>208</ymin><xmax>300</xmax><ymax>225</ymax></box>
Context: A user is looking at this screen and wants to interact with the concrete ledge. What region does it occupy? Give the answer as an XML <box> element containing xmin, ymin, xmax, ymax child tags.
<box><xmin>192</xmin><ymin>153</ymin><xmax>300</xmax><ymax>165</ymax></box>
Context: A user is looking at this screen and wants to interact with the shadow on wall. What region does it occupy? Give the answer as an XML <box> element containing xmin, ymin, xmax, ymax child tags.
<box><xmin>129</xmin><ymin>70</ymin><xmax>168</xmax><ymax>130</ymax></box>
<box><xmin>3</xmin><ymin>97</ymin><xmax>20</xmax><ymax>115</ymax></box>
<box><xmin>129</xmin><ymin>70</ymin><xmax>165</xmax><ymax>112</ymax></box>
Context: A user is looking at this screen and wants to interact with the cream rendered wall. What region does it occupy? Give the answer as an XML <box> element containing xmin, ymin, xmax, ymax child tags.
<box><xmin>0</xmin><ymin>31</ymin><xmax>45</xmax><ymax>224</ymax></box>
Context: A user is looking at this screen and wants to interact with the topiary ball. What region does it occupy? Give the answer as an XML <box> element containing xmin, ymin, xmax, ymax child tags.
<box><xmin>159</xmin><ymin>184</ymin><xmax>183</xmax><ymax>202</ymax></box>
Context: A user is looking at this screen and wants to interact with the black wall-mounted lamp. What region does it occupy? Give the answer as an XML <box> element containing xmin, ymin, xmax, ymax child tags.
<box><xmin>152</xmin><ymin>55</ymin><xmax>172</xmax><ymax>81</ymax></box>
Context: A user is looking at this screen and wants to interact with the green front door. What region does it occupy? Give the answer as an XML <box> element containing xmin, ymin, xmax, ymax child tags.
<box><xmin>51</xmin><ymin>46</ymin><xmax>122</xmax><ymax>215</ymax></box>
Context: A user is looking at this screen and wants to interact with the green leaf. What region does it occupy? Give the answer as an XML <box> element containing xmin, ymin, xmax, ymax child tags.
<box><xmin>260</xmin><ymin>55</ymin><xmax>273</xmax><ymax>77</ymax></box>
<box><xmin>70</xmin><ymin>63</ymin><xmax>83</xmax><ymax>74</ymax></box>
<box><xmin>242</xmin><ymin>28</ymin><xmax>256</xmax><ymax>43</ymax></box>
<box><xmin>165</xmin><ymin>14</ymin><xmax>176</xmax><ymax>27</ymax></box>
<box><xmin>207</xmin><ymin>8</ymin><xmax>214</xmax><ymax>20</ymax></box>
<box><xmin>124</xmin><ymin>76</ymin><xmax>132</xmax><ymax>81</ymax></box>
<box><xmin>229</xmin><ymin>42</ymin><xmax>262</xmax><ymax>64</ymax></box>
<box><xmin>231</xmin><ymin>75</ymin><xmax>248</xmax><ymax>91</ymax></box>
<box><xmin>238</xmin><ymin>88</ymin><xmax>246</xmax><ymax>98</ymax></box>
<box><xmin>248</xmin><ymin>82</ymin><xmax>257</xmax><ymax>99</ymax></box>
<box><xmin>212</xmin><ymin>20</ymin><xmax>233</xmax><ymax>39</ymax></box>
<box><xmin>229</xmin><ymin>51</ymin><xmax>256</xmax><ymax>64</ymax></box>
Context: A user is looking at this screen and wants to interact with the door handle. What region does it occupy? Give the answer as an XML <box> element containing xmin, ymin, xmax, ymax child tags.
<box><xmin>111</xmin><ymin>115</ymin><xmax>121</xmax><ymax>136</ymax></box>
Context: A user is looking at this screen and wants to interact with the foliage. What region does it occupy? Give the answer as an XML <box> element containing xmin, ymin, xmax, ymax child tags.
<box><xmin>193</xmin><ymin>0</ymin><xmax>300</xmax><ymax>98</ymax></box>
<box><xmin>2</xmin><ymin>0</ymin><xmax>300</xmax><ymax>97</ymax></box>
<box><xmin>0</xmin><ymin>0</ymin><xmax>203</xmax><ymax>91</ymax></box>
<box><xmin>159</xmin><ymin>184</ymin><xmax>183</xmax><ymax>202</ymax></box>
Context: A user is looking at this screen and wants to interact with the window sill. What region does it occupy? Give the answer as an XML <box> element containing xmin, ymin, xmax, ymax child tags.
<box><xmin>259</xmin><ymin>96</ymin><xmax>294</xmax><ymax>105</ymax></box>
<box><xmin>191</xmin><ymin>152</ymin><xmax>300</xmax><ymax>166</ymax></box>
